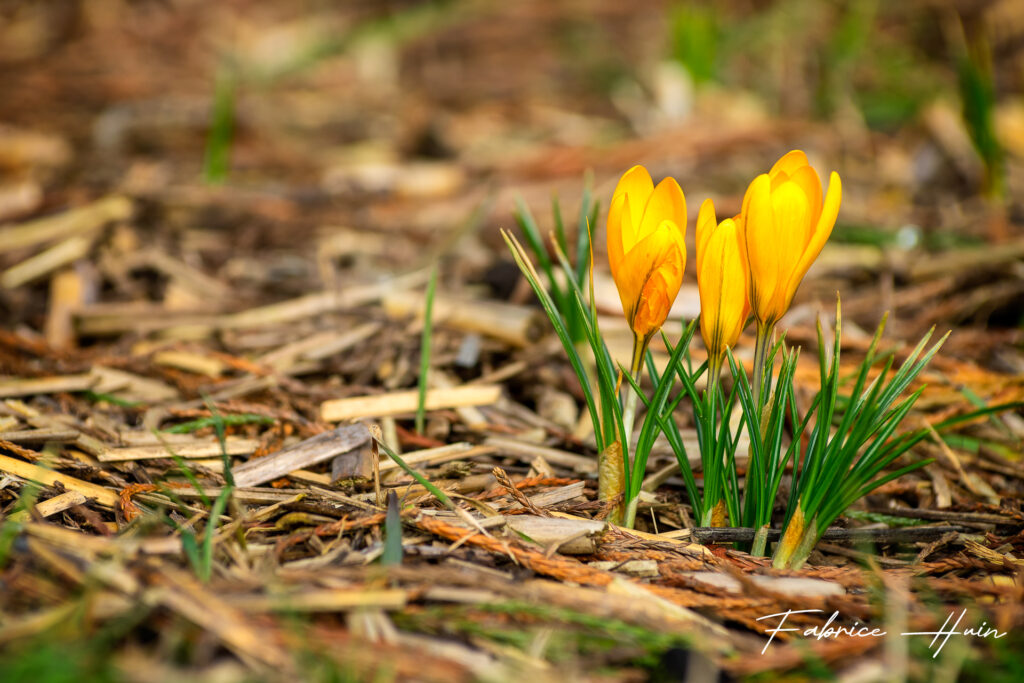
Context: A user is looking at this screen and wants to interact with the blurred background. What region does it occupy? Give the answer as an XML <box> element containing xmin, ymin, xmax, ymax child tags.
<box><xmin>1</xmin><ymin>0</ymin><xmax>1022</xmax><ymax>351</ymax></box>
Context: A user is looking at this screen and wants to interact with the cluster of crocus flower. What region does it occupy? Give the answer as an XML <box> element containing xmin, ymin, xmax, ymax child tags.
<box><xmin>509</xmin><ymin>148</ymin><xmax>946</xmax><ymax>561</ymax></box>
<box><xmin>606</xmin><ymin>150</ymin><xmax>842</xmax><ymax>389</ymax></box>
<box><xmin>508</xmin><ymin>148</ymin><xmax>947</xmax><ymax>554</ymax></box>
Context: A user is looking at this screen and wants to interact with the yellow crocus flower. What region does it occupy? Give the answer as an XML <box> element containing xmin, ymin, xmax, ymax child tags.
<box><xmin>606</xmin><ymin>165</ymin><xmax>687</xmax><ymax>348</ymax></box>
<box><xmin>741</xmin><ymin>150</ymin><xmax>842</xmax><ymax>328</ymax></box>
<box><xmin>696</xmin><ymin>199</ymin><xmax>749</xmax><ymax>371</ymax></box>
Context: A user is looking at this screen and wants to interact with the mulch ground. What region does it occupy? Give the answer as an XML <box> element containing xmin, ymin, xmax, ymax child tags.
<box><xmin>1</xmin><ymin>2</ymin><xmax>1023</xmax><ymax>681</ymax></box>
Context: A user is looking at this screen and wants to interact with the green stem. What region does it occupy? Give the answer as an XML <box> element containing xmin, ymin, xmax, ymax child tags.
<box><xmin>752</xmin><ymin>321</ymin><xmax>773</xmax><ymax>410</ymax></box>
<box><xmin>789</xmin><ymin>517</ymin><xmax>820</xmax><ymax>570</ymax></box>
<box><xmin>750</xmin><ymin>524</ymin><xmax>769</xmax><ymax>557</ymax></box>
<box><xmin>620</xmin><ymin>334</ymin><xmax>647</xmax><ymax>529</ymax></box>
<box><xmin>702</xmin><ymin>353</ymin><xmax>722</xmax><ymax>523</ymax></box>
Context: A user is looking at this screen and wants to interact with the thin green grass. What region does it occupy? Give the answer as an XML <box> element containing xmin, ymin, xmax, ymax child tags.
<box><xmin>416</xmin><ymin>267</ymin><xmax>438</xmax><ymax>435</ymax></box>
<box><xmin>374</xmin><ymin>437</ymin><xmax>456</xmax><ymax>510</ymax></box>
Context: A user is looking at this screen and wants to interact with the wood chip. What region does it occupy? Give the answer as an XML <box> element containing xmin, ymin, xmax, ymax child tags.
<box><xmin>231</xmin><ymin>423</ymin><xmax>371</xmax><ymax>488</ymax></box>
<box><xmin>153</xmin><ymin>350</ymin><xmax>227</xmax><ymax>377</ymax></box>
<box><xmin>321</xmin><ymin>385</ymin><xmax>502</xmax><ymax>422</ymax></box>
<box><xmin>504</xmin><ymin>514</ymin><xmax>605</xmax><ymax>554</ymax></box>
<box><xmin>9</xmin><ymin>490</ymin><xmax>87</xmax><ymax>521</ymax></box>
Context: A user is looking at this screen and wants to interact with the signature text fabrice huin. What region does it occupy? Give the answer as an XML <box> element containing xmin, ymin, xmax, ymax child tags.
<box><xmin>757</xmin><ymin>609</ymin><xmax>1006</xmax><ymax>657</ymax></box>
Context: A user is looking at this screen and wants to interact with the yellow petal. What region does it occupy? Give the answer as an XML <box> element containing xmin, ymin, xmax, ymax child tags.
<box><xmin>698</xmin><ymin>218</ymin><xmax>748</xmax><ymax>357</ymax></box>
<box><xmin>784</xmin><ymin>171</ymin><xmax>842</xmax><ymax>309</ymax></box>
<box><xmin>612</xmin><ymin>165</ymin><xmax>653</xmax><ymax>250</ymax></box>
<box><xmin>787</xmin><ymin>164</ymin><xmax>822</xmax><ymax>225</ymax></box>
<box><xmin>696</xmin><ymin>198</ymin><xmax>717</xmax><ymax>274</ymax></box>
<box><xmin>741</xmin><ymin>173</ymin><xmax>779</xmax><ymax>324</ymax></box>
<box><xmin>634</xmin><ymin>269</ymin><xmax>677</xmax><ymax>338</ymax></box>
<box><xmin>766</xmin><ymin>180</ymin><xmax>811</xmax><ymax>319</ymax></box>
<box><xmin>615</xmin><ymin>221</ymin><xmax>684</xmax><ymax>336</ymax></box>
<box><xmin>769</xmin><ymin>150</ymin><xmax>810</xmax><ymax>179</ymax></box>
<box><xmin>638</xmin><ymin>177</ymin><xmax>687</xmax><ymax>243</ymax></box>
<box><xmin>606</xmin><ymin>192</ymin><xmax>631</xmax><ymax>283</ymax></box>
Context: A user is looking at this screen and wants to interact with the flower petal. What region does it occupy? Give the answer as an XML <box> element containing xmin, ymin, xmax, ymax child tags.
<box><xmin>612</xmin><ymin>165</ymin><xmax>653</xmax><ymax>250</ymax></box>
<box><xmin>615</xmin><ymin>221</ymin><xmax>684</xmax><ymax>335</ymax></box>
<box><xmin>769</xmin><ymin>150</ymin><xmax>810</xmax><ymax>179</ymax></box>
<box><xmin>698</xmin><ymin>218</ymin><xmax>748</xmax><ymax>357</ymax></box>
<box><xmin>787</xmin><ymin>164</ymin><xmax>822</xmax><ymax>226</ymax></box>
<box><xmin>769</xmin><ymin>180</ymin><xmax>811</xmax><ymax>318</ymax></box>
<box><xmin>695</xmin><ymin>198</ymin><xmax>717</xmax><ymax>274</ymax></box>
<box><xmin>742</xmin><ymin>173</ymin><xmax>779</xmax><ymax>323</ymax></box>
<box><xmin>639</xmin><ymin>177</ymin><xmax>687</xmax><ymax>243</ymax></box>
<box><xmin>606</xmin><ymin>192</ymin><xmax>631</xmax><ymax>283</ymax></box>
<box><xmin>784</xmin><ymin>171</ymin><xmax>842</xmax><ymax>309</ymax></box>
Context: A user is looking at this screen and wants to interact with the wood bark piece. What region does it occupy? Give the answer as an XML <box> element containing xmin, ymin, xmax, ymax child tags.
<box><xmin>379</xmin><ymin>442</ymin><xmax>495</xmax><ymax>474</ymax></box>
<box><xmin>153</xmin><ymin>350</ymin><xmax>226</xmax><ymax>377</ymax></box>
<box><xmin>503</xmin><ymin>515</ymin><xmax>606</xmax><ymax>554</ymax></box>
<box><xmin>46</xmin><ymin>268</ymin><xmax>87</xmax><ymax>348</ymax></box>
<box><xmin>383</xmin><ymin>290</ymin><xmax>545</xmax><ymax>347</ymax></box>
<box><xmin>681</xmin><ymin>572</ymin><xmax>845</xmax><ymax>598</ymax></box>
<box><xmin>0</xmin><ymin>374</ymin><xmax>96</xmax><ymax>398</ymax></box>
<box><xmin>0</xmin><ymin>428</ymin><xmax>81</xmax><ymax>444</ymax></box>
<box><xmin>231</xmin><ymin>423</ymin><xmax>371</xmax><ymax>488</ymax></box>
<box><xmin>483</xmin><ymin>436</ymin><xmax>597</xmax><ymax>474</ymax></box>
<box><xmin>90</xmin><ymin>365</ymin><xmax>179</xmax><ymax>402</ymax></box>
<box><xmin>222</xmin><ymin>271</ymin><xmax>428</xmax><ymax>330</ymax></box>
<box><xmin>226</xmin><ymin>589</ymin><xmax>407</xmax><ymax>612</ymax></box>
<box><xmin>332</xmin><ymin>448</ymin><xmax>373</xmax><ymax>481</ymax></box>
<box><xmin>0</xmin><ymin>453</ymin><xmax>118</xmax><ymax>507</ymax></box>
<box><xmin>321</xmin><ymin>385</ymin><xmax>501</xmax><ymax>422</ymax></box>
<box><xmin>99</xmin><ymin>437</ymin><xmax>259</xmax><ymax>462</ymax></box>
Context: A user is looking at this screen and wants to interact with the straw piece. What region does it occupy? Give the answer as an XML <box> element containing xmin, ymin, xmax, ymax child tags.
<box><xmin>1</xmin><ymin>234</ymin><xmax>96</xmax><ymax>289</ymax></box>
<box><xmin>0</xmin><ymin>374</ymin><xmax>96</xmax><ymax>398</ymax></box>
<box><xmin>8</xmin><ymin>490</ymin><xmax>87</xmax><ymax>521</ymax></box>
<box><xmin>0</xmin><ymin>195</ymin><xmax>132</xmax><ymax>256</ymax></box>
<box><xmin>0</xmin><ymin>453</ymin><xmax>119</xmax><ymax>507</ymax></box>
<box><xmin>98</xmin><ymin>437</ymin><xmax>259</xmax><ymax>462</ymax></box>
<box><xmin>321</xmin><ymin>385</ymin><xmax>501</xmax><ymax>422</ymax></box>
<box><xmin>154</xmin><ymin>567</ymin><xmax>291</xmax><ymax>670</ymax></box>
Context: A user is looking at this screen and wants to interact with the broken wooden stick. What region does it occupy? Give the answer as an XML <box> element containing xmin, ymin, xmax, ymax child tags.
<box><xmin>231</xmin><ymin>423</ymin><xmax>371</xmax><ymax>488</ymax></box>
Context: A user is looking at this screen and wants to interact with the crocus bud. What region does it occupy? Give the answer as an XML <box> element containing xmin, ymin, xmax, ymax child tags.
<box><xmin>696</xmin><ymin>199</ymin><xmax>749</xmax><ymax>366</ymax></box>
<box><xmin>606</xmin><ymin>165</ymin><xmax>687</xmax><ymax>341</ymax></box>
<box><xmin>741</xmin><ymin>150</ymin><xmax>841</xmax><ymax>327</ymax></box>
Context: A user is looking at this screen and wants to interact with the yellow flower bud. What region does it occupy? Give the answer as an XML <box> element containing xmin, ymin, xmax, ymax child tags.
<box><xmin>606</xmin><ymin>165</ymin><xmax>687</xmax><ymax>341</ymax></box>
<box><xmin>696</xmin><ymin>199</ymin><xmax>749</xmax><ymax>365</ymax></box>
<box><xmin>741</xmin><ymin>150</ymin><xmax>842</xmax><ymax>327</ymax></box>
